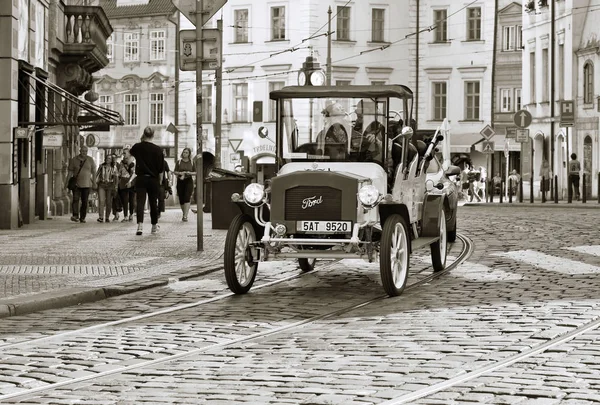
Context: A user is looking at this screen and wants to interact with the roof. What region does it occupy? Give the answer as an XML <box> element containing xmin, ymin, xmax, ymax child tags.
<box><xmin>100</xmin><ymin>0</ymin><xmax>177</xmax><ymax>19</ymax></box>
<box><xmin>269</xmin><ymin>85</ymin><xmax>413</xmax><ymax>100</ymax></box>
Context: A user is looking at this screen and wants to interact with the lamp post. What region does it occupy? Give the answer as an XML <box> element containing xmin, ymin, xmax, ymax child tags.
<box><xmin>298</xmin><ymin>55</ymin><xmax>326</xmax><ymax>143</ymax></box>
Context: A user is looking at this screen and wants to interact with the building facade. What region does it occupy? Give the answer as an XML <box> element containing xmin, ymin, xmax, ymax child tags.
<box><xmin>179</xmin><ymin>0</ymin><xmax>412</xmax><ymax>179</ymax></box>
<box><xmin>490</xmin><ymin>1</ymin><xmax>523</xmax><ymax>183</ymax></box>
<box><xmin>413</xmin><ymin>0</ymin><xmax>495</xmax><ymax>172</ymax></box>
<box><xmin>0</xmin><ymin>0</ymin><xmax>115</xmax><ymax>229</ymax></box>
<box><xmin>522</xmin><ymin>0</ymin><xmax>600</xmax><ymax>199</ymax></box>
<box><xmin>94</xmin><ymin>0</ymin><xmax>180</xmax><ymax>171</ymax></box>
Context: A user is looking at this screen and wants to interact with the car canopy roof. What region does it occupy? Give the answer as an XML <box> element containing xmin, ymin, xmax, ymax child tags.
<box><xmin>269</xmin><ymin>85</ymin><xmax>413</xmax><ymax>100</ymax></box>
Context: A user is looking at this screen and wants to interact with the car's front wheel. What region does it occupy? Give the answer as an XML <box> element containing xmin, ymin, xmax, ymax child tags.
<box><xmin>380</xmin><ymin>214</ymin><xmax>410</xmax><ymax>297</ymax></box>
<box><xmin>224</xmin><ymin>214</ymin><xmax>258</xmax><ymax>294</ymax></box>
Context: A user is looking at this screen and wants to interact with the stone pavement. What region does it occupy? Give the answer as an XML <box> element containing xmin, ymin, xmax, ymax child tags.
<box><xmin>0</xmin><ymin>206</ymin><xmax>227</xmax><ymax>318</ymax></box>
<box><xmin>0</xmin><ymin>199</ymin><xmax>597</xmax><ymax>319</ymax></box>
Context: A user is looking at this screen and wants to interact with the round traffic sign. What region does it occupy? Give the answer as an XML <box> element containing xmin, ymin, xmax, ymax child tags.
<box><xmin>514</xmin><ymin>109</ymin><xmax>532</xmax><ymax>129</ymax></box>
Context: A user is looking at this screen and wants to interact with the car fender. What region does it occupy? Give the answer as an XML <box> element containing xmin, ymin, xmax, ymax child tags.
<box><xmin>421</xmin><ymin>194</ymin><xmax>444</xmax><ymax>237</ymax></box>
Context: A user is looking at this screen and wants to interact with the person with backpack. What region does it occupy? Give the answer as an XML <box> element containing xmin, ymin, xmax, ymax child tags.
<box><xmin>95</xmin><ymin>154</ymin><xmax>119</xmax><ymax>223</ymax></box>
<box><xmin>569</xmin><ymin>153</ymin><xmax>581</xmax><ymax>201</ymax></box>
<box><xmin>67</xmin><ymin>145</ymin><xmax>97</xmax><ymax>223</ymax></box>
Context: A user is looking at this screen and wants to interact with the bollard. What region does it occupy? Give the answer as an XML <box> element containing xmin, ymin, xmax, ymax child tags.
<box><xmin>509</xmin><ymin>179</ymin><xmax>513</xmax><ymax>203</ymax></box>
<box><xmin>489</xmin><ymin>179</ymin><xmax>493</xmax><ymax>203</ymax></box>
<box><xmin>554</xmin><ymin>175</ymin><xmax>559</xmax><ymax>203</ymax></box>
<box><xmin>542</xmin><ymin>176</ymin><xmax>546</xmax><ymax>203</ymax></box>
<box><xmin>583</xmin><ymin>173</ymin><xmax>587</xmax><ymax>203</ymax></box>
<box><xmin>568</xmin><ymin>175</ymin><xmax>572</xmax><ymax>203</ymax></box>
<box><xmin>598</xmin><ymin>172</ymin><xmax>600</xmax><ymax>204</ymax></box>
<box><xmin>500</xmin><ymin>181</ymin><xmax>504</xmax><ymax>203</ymax></box>
<box><xmin>550</xmin><ymin>176</ymin><xmax>554</xmax><ymax>201</ymax></box>
<box><xmin>519</xmin><ymin>179</ymin><xmax>523</xmax><ymax>202</ymax></box>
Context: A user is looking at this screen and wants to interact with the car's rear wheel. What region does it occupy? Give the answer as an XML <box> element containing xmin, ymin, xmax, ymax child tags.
<box><xmin>298</xmin><ymin>258</ymin><xmax>316</xmax><ymax>272</ymax></box>
<box><xmin>431</xmin><ymin>209</ymin><xmax>447</xmax><ymax>272</ymax></box>
<box><xmin>224</xmin><ymin>214</ymin><xmax>258</xmax><ymax>294</ymax></box>
<box><xmin>380</xmin><ymin>214</ymin><xmax>410</xmax><ymax>297</ymax></box>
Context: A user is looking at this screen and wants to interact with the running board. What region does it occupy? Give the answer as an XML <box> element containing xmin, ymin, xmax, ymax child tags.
<box><xmin>411</xmin><ymin>236</ymin><xmax>439</xmax><ymax>251</ymax></box>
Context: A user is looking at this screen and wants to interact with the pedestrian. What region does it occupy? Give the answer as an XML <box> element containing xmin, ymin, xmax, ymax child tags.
<box><xmin>173</xmin><ymin>147</ymin><xmax>196</xmax><ymax>222</ymax></box>
<box><xmin>110</xmin><ymin>154</ymin><xmax>123</xmax><ymax>221</ymax></box>
<box><xmin>492</xmin><ymin>172</ymin><xmax>502</xmax><ymax>196</ymax></box>
<box><xmin>540</xmin><ymin>158</ymin><xmax>551</xmax><ymax>195</ymax></box>
<box><xmin>95</xmin><ymin>154</ymin><xmax>118</xmax><ymax>223</ymax></box>
<box><xmin>569</xmin><ymin>153</ymin><xmax>581</xmax><ymax>200</ymax></box>
<box><xmin>158</xmin><ymin>149</ymin><xmax>172</xmax><ymax>219</ymax></box>
<box><xmin>67</xmin><ymin>145</ymin><xmax>97</xmax><ymax>223</ymax></box>
<box><xmin>118</xmin><ymin>148</ymin><xmax>136</xmax><ymax>222</ymax></box>
<box><xmin>129</xmin><ymin>127</ymin><xmax>165</xmax><ymax>235</ymax></box>
<box><xmin>508</xmin><ymin>169</ymin><xmax>520</xmax><ymax>196</ymax></box>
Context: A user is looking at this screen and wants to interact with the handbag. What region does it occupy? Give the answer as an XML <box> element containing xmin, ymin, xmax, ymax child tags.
<box><xmin>67</xmin><ymin>159</ymin><xmax>85</xmax><ymax>191</ymax></box>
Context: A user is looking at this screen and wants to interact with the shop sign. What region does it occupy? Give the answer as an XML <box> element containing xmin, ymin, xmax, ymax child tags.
<box><xmin>251</xmin><ymin>144</ymin><xmax>276</xmax><ymax>155</ymax></box>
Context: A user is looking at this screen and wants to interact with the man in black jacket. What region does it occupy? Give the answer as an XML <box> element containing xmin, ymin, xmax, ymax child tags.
<box><xmin>130</xmin><ymin>127</ymin><xmax>164</xmax><ymax>235</ymax></box>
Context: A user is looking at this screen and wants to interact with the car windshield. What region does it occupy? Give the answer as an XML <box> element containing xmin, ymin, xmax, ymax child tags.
<box><xmin>278</xmin><ymin>96</ymin><xmax>407</xmax><ymax>166</ymax></box>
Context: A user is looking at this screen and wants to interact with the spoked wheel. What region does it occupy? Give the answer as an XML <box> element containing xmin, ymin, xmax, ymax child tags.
<box><xmin>298</xmin><ymin>258</ymin><xmax>316</xmax><ymax>272</ymax></box>
<box><xmin>224</xmin><ymin>214</ymin><xmax>258</xmax><ymax>294</ymax></box>
<box><xmin>431</xmin><ymin>209</ymin><xmax>447</xmax><ymax>272</ymax></box>
<box><xmin>380</xmin><ymin>214</ymin><xmax>411</xmax><ymax>297</ymax></box>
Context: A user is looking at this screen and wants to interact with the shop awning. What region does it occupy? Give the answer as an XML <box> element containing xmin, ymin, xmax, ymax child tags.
<box><xmin>19</xmin><ymin>71</ymin><xmax>124</xmax><ymax>130</ymax></box>
<box><xmin>255</xmin><ymin>156</ymin><xmax>276</xmax><ymax>164</ymax></box>
<box><xmin>449</xmin><ymin>133</ymin><xmax>482</xmax><ymax>153</ymax></box>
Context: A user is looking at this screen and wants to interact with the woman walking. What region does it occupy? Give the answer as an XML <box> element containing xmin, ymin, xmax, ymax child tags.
<box><xmin>95</xmin><ymin>154</ymin><xmax>119</xmax><ymax>222</ymax></box>
<box><xmin>118</xmin><ymin>148</ymin><xmax>136</xmax><ymax>222</ymax></box>
<box><xmin>174</xmin><ymin>147</ymin><xmax>196</xmax><ymax>222</ymax></box>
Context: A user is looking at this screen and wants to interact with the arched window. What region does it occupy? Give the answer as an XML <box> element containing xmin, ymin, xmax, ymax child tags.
<box><xmin>583</xmin><ymin>61</ymin><xmax>594</xmax><ymax>104</ymax></box>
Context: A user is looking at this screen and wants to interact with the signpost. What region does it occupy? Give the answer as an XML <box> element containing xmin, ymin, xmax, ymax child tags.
<box><xmin>481</xmin><ymin>141</ymin><xmax>495</xmax><ymax>154</ymax></box>
<box><xmin>480</xmin><ymin>125</ymin><xmax>495</xmax><ymax>200</ymax></box>
<box><xmin>480</xmin><ymin>124</ymin><xmax>495</xmax><ymax>140</ymax></box>
<box><xmin>515</xmin><ymin>129</ymin><xmax>530</xmax><ymax>143</ymax></box>
<box><xmin>560</xmin><ymin>101</ymin><xmax>574</xmax><ymax>127</ymax></box>
<box><xmin>180</xmin><ymin>29</ymin><xmax>221</xmax><ymax>71</ymax></box>
<box><xmin>172</xmin><ymin>0</ymin><xmax>228</xmax><ymax>251</ymax></box>
<box><xmin>514</xmin><ymin>109</ymin><xmax>532</xmax><ymax>129</ymax></box>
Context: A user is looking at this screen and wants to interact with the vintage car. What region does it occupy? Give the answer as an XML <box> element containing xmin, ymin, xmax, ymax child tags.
<box><xmin>224</xmin><ymin>85</ymin><xmax>461</xmax><ymax>297</ymax></box>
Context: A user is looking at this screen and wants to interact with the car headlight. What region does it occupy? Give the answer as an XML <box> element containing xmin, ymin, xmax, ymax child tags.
<box><xmin>357</xmin><ymin>184</ymin><xmax>381</xmax><ymax>208</ymax></box>
<box><xmin>243</xmin><ymin>183</ymin><xmax>266</xmax><ymax>206</ymax></box>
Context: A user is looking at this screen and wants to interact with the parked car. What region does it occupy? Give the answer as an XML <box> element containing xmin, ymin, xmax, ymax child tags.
<box><xmin>224</xmin><ymin>85</ymin><xmax>461</xmax><ymax>297</ymax></box>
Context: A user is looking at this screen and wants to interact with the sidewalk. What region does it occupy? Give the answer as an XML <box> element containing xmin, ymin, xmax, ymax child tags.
<box><xmin>462</xmin><ymin>197</ymin><xmax>600</xmax><ymax>209</ymax></box>
<box><xmin>0</xmin><ymin>207</ymin><xmax>227</xmax><ymax>318</ymax></box>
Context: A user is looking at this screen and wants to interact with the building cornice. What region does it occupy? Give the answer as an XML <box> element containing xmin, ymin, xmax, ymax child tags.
<box><xmin>331</xmin><ymin>65</ymin><xmax>359</xmax><ymax>74</ymax></box>
<box><xmin>261</xmin><ymin>64</ymin><xmax>293</xmax><ymax>72</ymax></box>
<box><xmin>365</xmin><ymin>67</ymin><xmax>393</xmax><ymax>75</ymax></box>
<box><xmin>576</xmin><ymin>46</ymin><xmax>600</xmax><ymax>57</ymax></box>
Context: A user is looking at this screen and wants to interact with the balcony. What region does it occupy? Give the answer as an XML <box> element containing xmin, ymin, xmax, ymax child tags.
<box><xmin>61</xmin><ymin>5</ymin><xmax>113</xmax><ymax>74</ymax></box>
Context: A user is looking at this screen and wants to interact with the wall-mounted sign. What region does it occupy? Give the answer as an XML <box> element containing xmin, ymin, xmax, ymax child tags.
<box><xmin>251</xmin><ymin>144</ymin><xmax>276</xmax><ymax>155</ymax></box>
<box><xmin>43</xmin><ymin>134</ymin><xmax>63</xmax><ymax>148</ymax></box>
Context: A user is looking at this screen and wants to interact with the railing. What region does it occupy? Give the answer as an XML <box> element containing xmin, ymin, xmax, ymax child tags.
<box><xmin>63</xmin><ymin>6</ymin><xmax>112</xmax><ymax>53</ymax></box>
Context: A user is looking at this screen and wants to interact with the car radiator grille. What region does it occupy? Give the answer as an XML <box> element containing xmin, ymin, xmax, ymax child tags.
<box><xmin>284</xmin><ymin>186</ymin><xmax>342</xmax><ymax>221</ymax></box>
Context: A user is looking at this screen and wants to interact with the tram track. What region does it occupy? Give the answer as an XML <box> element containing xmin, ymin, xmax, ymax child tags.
<box><xmin>0</xmin><ymin>235</ymin><xmax>472</xmax><ymax>402</ymax></box>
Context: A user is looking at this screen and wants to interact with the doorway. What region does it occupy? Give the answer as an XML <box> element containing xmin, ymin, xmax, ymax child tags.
<box><xmin>583</xmin><ymin>135</ymin><xmax>593</xmax><ymax>199</ymax></box>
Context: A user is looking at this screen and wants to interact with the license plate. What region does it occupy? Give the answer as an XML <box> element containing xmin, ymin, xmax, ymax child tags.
<box><xmin>296</xmin><ymin>221</ymin><xmax>351</xmax><ymax>233</ymax></box>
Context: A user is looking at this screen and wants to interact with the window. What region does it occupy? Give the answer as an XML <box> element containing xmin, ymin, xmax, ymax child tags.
<box><xmin>337</xmin><ymin>6</ymin><xmax>351</xmax><ymax>41</ymax></box>
<box><xmin>466</xmin><ymin>7</ymin><xmax>481</xmax><ymax>41</ymax></box>
<box><xmin>516</xmin><ymin>25</ymin><xmax>522</xmax><ymax>49</ymax></box>
<box><xmin>433</xmin><ymin>9</ymin><xmax>447</xmax><ymax>42</ymax></box>
<box><xmin>503</xmin><ymin>26</ymin><xmax>515</xmax><ymax>51</ymax></box>
<box><xmin>149</xmin><ymin>93</ymin><xmax>164</xmax><ymax>125</ymax></box>
<box><xmin>106</xmin><ymin>34</ymin><xmax>114</xmax><ymax>61</ymax></box>
<box><xmin>530</xmin><ymin>52</ymin><xmax>536</xmax><ymax>103</ymax></box>
<box><xmin>233</xmin><ymin>83</ymin><xmax>248</xmax><ymax>122</ymax></box>
<box><xmin>371</xmin><ymin>80</ymin><xmax>386</xmax><ymax>85</ymax></box>
<box><xmin>558</xmin><ymin>44</ymin><xmax>564</xmax><ymax>100</ymax></box>
<box><xmin>99</xmin><ymin>95</ymin><xmax>113</xmax><ymax>111</ymax></box>
<box><xmin>124</xmin><ymin>94</ymin><xmax>139</xmax><ymax>126</ymax></box>
<box><xmin>202</xmin><ymin>85</ymin><xmax>213</xmax><ymax>122</ymax></box>
<box><xmin>271</xmin><ymin>6</ymin><xmax>285</xmax><ymax>40</ymax></box>
<box><xmin>500</xmin><ymin>88</ymin><xmax>513</xmax><ymax>112</ymax></box>
<box><xmin>335</xmin><ymin>80</ymin><xmax>351</xmax><ymax>111</ymax></box>
<box><xmin>515</xmin><ymin>89</ymin><xmax>522</xmax><ymax>111</ymax></box>
<box><xmin>234</xmin><ymin>9</ymin><xmax>249</xmax><ymax>43</ymax></box>
<box><xmin>150</xmin><ymin>30</ymin><xmax>166</xmax><ymax>60</ymax></box>
<box><xmin>124</xmin><ymin>32</ymin><xmax>139</xmax><ymax>62</ymax></box>
<box><xmin>464</xmin><ymin>81</ymin><xmax>480</xmax><ymax>120</ymax></box>
<box><xmin>432</xmin><ymin>82</ymin><xmax>447</xmax><ymax>120</ymax></box>
<box><xmin>372</xmin><ymin>8</ymin><xmax>385</xmax><ymax>42</ymax></box>
<box><xmin>269</xmin><ymin>81</ymin><xmax>285</xmax><ymax>121</ymax></box>
<box><xmin>584</xmin><ymin>62</ymin><xmax>594</xmax><ymax>104</ymax></box>
<box><xmin>542</xmin><ymin>48</ymin><xmax>549</xmax><ymax>102</ymax></box>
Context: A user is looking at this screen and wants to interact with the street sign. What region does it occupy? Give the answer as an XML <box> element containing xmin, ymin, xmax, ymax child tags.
<box><xmin>480</xmin><ymin>124</ymin><xmax>495</xmax><ymax>140</ymax></box>
<box><xmin>14</xmin><ymin>127</ymin><xmax>29</xmax><ymax>139</ymax></box>
<box><xmin>229</xmin><ymin>139</ymin><xmax>243</xmax><ymax>152</ymax></box>
<box><xmin>560</xmin><ymin>100</ymin><xmax>575</xmax><ymax>127</ymax></box>
<box><xmin>513</xmin><ymin>109</ymin><xmax>532</xmax><ymax>128</ymax></box>
<box><xmin>180</xmin><ymin>29</ymin><xmax>221</xmax><ymax>71</ymax></box>
<box><xmin>481</xmin><ymin>141</ymin><xmax>495</xmax><ymax>154</ymax></box>
<box><xmin>172</xmin><ymin>0</ymin><xmax>227</xmax><ymax>27</ymax></box>
<box><xmin>506</xmin><ymin>126</ymin><xmax>517</xmax><ymax>139</ymax></box>
<box><xmin>516</xmin><ymin>128</ymin><xmax>530</xmax><ymax>143</ymax></box>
